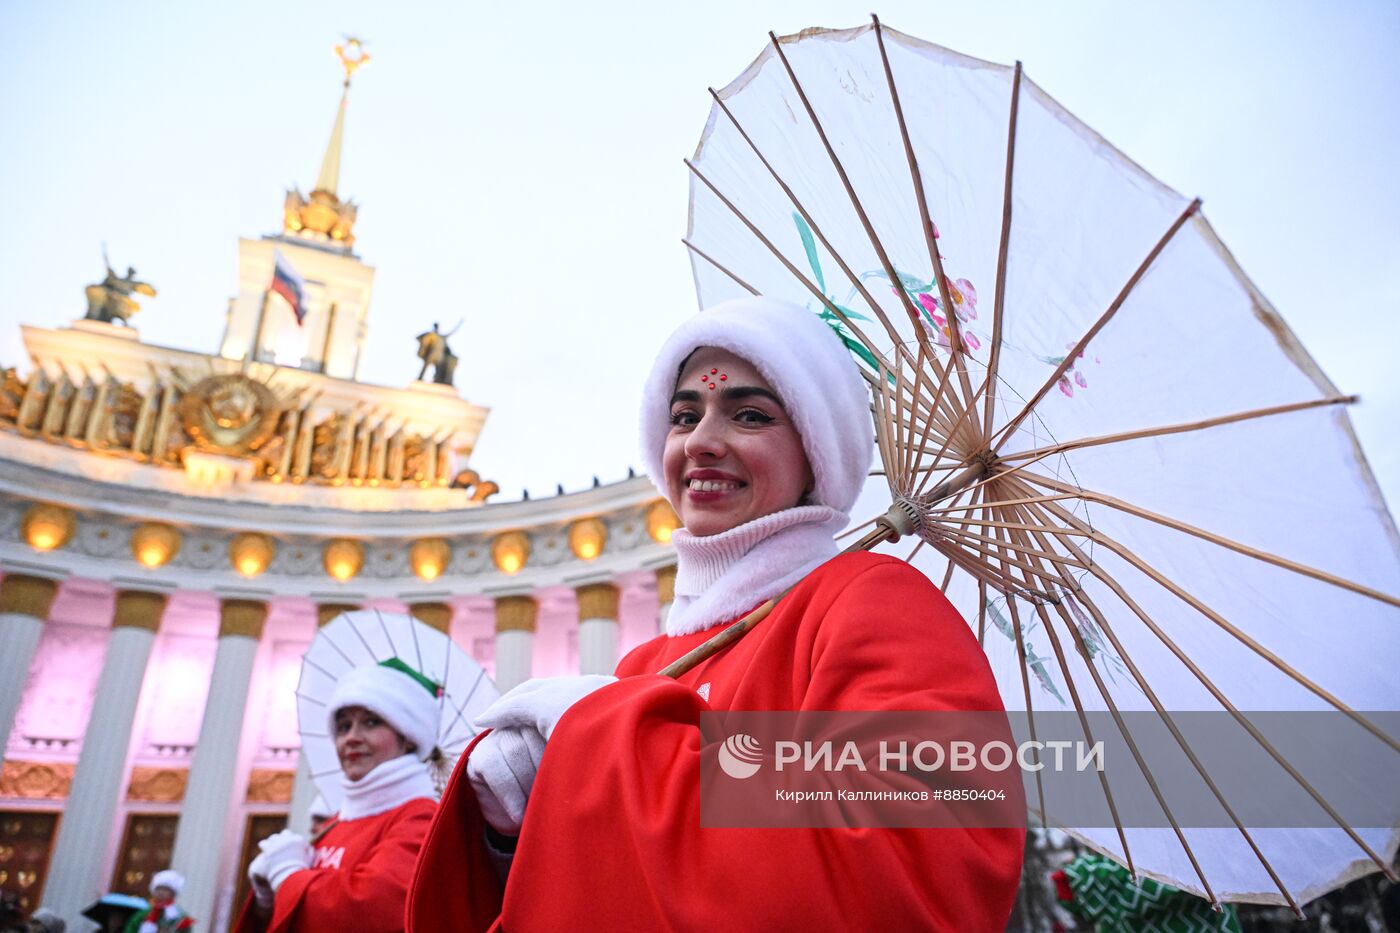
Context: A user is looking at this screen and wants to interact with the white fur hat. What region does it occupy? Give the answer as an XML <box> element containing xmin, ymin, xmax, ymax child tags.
<box><xmin>150</xmin><ymin>869</ymin><xmax>184</xmax><ymax>895</ymax></box>
<box><xmin>327</xmin><ymin>661</ymin><xmax>439</xmax><ymax>762</ymax></box>
<box><xmin>640</xmin><ymin>297</ymin><xmax>874</xmax><ymax>515</ymax></box>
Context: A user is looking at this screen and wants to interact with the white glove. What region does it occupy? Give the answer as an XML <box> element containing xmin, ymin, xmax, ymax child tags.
<box><xmin>475</xmin><ymin>675</ymin><xmax>617</xmax><ymax>740</ymax></box>
<box><xmin>465</xmin><ymin>725</ymin><xmax>545</xmax><ymax>837</ymax></box>
<box><xmin>248</xmin><ymin>850</ymin><xmax>275</xmax><ymax>909</ymax></box>
<box><xmin>257</xmin><ymin>828</ymin><xmax>313</xmax><ymax>890</ymax></box>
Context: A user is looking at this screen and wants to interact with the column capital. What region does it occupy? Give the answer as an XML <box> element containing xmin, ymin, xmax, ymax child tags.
<box><xmin>316</xmin><ymin>602</ymin><xmax>361</xmax><ymax>627</ymax></box>
<box><xmin>494</xmin><ymin>594</ymin><xmax>537</xmax><ymax>633</ymax></box>
<box><xmin>575</xmin><ymin>582</ymin><xmax>619</xmax><ymax>621</ymax></box>
<box><xmin>0</xmin><ymin>574</ymin><xmax>59</xmax><ymax>619</ymax></box>
<box><xmin>655</xmin><ymin>564</ymin><xmax>677</xmax><ymax>604</ymax></box>
<box><xmin>409</xmin><ymin>601</ymin><xmax>452</xmax><ymax>634</ymax></box>
<box><xmin>219</xmin><ymin>598</ymin><xmax>269</xmax><ymax>639</ymax></box>
<box><xmin>113</xmin><ymin>589</ymin><xmax>168</xmax><ymax>632</ymax></box>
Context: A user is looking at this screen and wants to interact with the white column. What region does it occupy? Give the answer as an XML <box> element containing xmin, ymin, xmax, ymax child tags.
<box><xmin>656</xmin><ymin>565</ymin><xmax>676</xmax><ymax>635</ymax></box>
<box><xmin>0</xmin><ymin>574</ymin><xmax>60</xmax><ymax>751</ymax></box>
<box><xmin>169</xmin><ymin>598</ymin><xmax>268</xmax><ymax>929</ymax></box>
<box><xmin>40</xmin><ymin>589</ymin><xmax>166</xmax><ymax>925</ymax></box>
<box><xmin>493</xmin><ymin>595</ymin><xmax>536</xmax><ymax>692</ymax></box>
<box><xmin>575</xmin><ymin>582</ymin><xmax>620</xmax><ymax>676</ymax></box>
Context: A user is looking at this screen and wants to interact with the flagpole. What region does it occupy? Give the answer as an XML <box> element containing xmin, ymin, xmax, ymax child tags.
<box><xmin>244</xmin><ymin>288</ymin><xmax>272</xmax><ymax>372</ymax></box>
<box><xmin>320</xmin><ymin>302</ymin><xmax>338</xmax><ymax>374</ymax></box>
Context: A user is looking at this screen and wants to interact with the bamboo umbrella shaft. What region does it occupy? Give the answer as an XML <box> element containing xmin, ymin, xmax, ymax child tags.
<box><xmin>991</xmin><ymin>198</ymin><xmax>1202</xmax><ymax>453</ymax></box>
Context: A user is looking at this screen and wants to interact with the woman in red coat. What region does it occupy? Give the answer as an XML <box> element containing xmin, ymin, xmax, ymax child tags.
<box><xmin>235</xmin><ymin>661</ymin><xmax>440</xmax><ymax>932</ymax></box>
<box><xmin>409</xmin><ymin>297</ymin><xmax>1025</xmax><ymax>931</ymax></box>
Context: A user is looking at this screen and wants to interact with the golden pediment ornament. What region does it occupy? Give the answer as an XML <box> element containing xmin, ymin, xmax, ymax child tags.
<box><xmin>179</xmin><ymin>374</ymin><xmax>281</xmax><ymax>455</ymax></box>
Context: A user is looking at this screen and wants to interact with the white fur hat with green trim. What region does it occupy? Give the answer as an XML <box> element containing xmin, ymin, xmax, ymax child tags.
<box><xmin>328</xmin><ymin>658</ymin><xmax>440</xmax><ymax>761</ymax></box>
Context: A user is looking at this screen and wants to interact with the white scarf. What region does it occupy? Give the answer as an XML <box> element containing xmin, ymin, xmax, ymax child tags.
<box><xmin>667</xmin><ymin>505</ymin><xmax>847</xmax><ymax>636</ymax></box>
<box><xmin>338</xmin><ymin>753</ymin><xmax>435</xmax><ymax>820</ymax></box>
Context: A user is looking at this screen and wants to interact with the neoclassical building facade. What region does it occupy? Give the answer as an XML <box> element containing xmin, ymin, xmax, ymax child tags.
<box><xmin>0</xmin><ymin>46</ymin><xmax>677</xmax><ymax>932</ymax></box>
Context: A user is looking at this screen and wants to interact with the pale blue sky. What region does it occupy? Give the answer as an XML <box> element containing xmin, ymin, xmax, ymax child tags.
<box><xmin>1</xmin><ymin>0</ymin><xmax>1396</xmax><ymax>513</ymax></box>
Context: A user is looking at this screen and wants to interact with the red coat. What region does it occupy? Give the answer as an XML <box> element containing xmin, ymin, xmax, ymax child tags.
<box><xmin>409</xmin><ymin>552</ymin><xmax>1025</xmax><ymax>931</ymax></box>
<box><xmin>234</xmin><ymin>797</ymin><xmax>435</xmax><ymax>933</ymax></box>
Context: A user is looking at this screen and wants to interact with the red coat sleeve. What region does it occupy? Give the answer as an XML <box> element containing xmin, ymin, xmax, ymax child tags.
<box><xmin>236</xmin><ymin>800</ymin><xmax>436</xmax><ymax>933</ymax></box>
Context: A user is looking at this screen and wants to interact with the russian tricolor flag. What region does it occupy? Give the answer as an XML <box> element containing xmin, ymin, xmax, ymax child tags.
<box><xmin>270</xmin><ymin>250</ymin><xmax>306</xmax><ymax>325</ymax></box>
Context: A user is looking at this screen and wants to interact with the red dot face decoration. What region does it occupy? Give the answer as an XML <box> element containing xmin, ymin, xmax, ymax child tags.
<box><xmin>702</xmin><ymin>368</ymin><xmax>729</xmax><ymax>390</ymax></box>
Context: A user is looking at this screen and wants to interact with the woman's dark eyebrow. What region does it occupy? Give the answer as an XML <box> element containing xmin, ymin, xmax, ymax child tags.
<box><xmin>669</xmin><ymin>386</ymin><xmax>785</xmax><ymax>407</ymax></box>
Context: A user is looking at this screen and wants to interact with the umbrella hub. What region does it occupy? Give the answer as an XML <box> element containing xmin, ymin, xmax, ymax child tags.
<box><xmin>878</xmin><ymin>497</ymin><xmax>924</xmax><ymax>542</ymax></box>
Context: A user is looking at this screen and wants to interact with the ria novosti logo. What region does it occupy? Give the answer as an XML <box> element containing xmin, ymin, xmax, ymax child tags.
<box><xmin>717</xmin><ymin>733</ymin><xmax>764</xmax><ymax>779</ymax></box>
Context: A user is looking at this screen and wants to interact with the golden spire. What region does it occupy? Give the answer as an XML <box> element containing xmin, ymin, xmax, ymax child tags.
<box><xmin>283</xmin><ymin>38</ymin><xmax>370</xmax><ymax>249</ymax></box>
<box><xmin>314</xmin><ymin>39</ymin><xmax>370</xmax><ymax>196</ymax></box>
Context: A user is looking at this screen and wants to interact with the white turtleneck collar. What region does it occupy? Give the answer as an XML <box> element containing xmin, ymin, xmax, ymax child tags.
<box><xmin>666</xmin><ymin>505</ymin><xmax>847</xmax><ymax>636</ymax></box>
<box><xmin>338</xmin><ymin>752</ymin><xmax>435</xmax><ymax>821</ymax></box>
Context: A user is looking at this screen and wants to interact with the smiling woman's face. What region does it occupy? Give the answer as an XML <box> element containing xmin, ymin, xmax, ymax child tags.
<box><xmin>663</xmin><ymin>348</ymin><xmax>813</xmax><ymax>537</ymax></box>
<box><xmin>333</xmin><ymin>705</ymin><xmax>409</xmax><ymax>782</ymax></box>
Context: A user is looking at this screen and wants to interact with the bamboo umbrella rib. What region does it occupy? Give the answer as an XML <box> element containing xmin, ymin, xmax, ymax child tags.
<box><xmin>345</xmin><ymin>616</ymin><xmax>381</xmax><ymax>661</ymax></box>
<box><xmin>982</xmin><ymin>61</ymin><xmax>1023</xmax><ymax>435</ymax></box>
<box><xmin>900</xmin><ymin>346</ymin><xmax>923</xmax><ymax>488</ymax></box>
<box><xmin>922</xmin><ymin>490</ymin><xmax>1083</xmax><ymax>518</ymax></box>
<box><xmin>685</xmin><ymin>157</ymin><xmax>947</xmax><ymax>425</ymax></box>
<box><xmin>703</xmin><ymin>86</ymin><xmax>968</xmax><ymax>427</ymax></box>
<box><xmin>1001</xmin><ymin>501</ymin><xmax>1221</xmax><ymax>905</ymax></box>
<box><xmin>836</xmin><ymin>516</ymin><xmax>879</xmax><ymax>542</ymax></box>
<box><xmin>1020</xmin><ymin>471</ymin><xmax>1400</xmax><ymax>608</ymax></box>
<box><xmin>934</xmin><ymin>484</ymin><xmax>987</xmax><ymax>593</ymax></box>
<box><xmin>985</xmin><ymin>509</ymin><xmax>1049</xmax><ymax>827</ymax></box>
<box><xmin>682</xmin><ymin>239</ymin><xmax>760</xmax><ymax>295</ymax></box>
<box><xmin>1000</xmin><ymin>395</ymin><xmax>1359</xmax><ymax>464</ymax></box>
<box><xmin>912</xmin><ymin>378</ymin><xmax>992</xmax><ymax>501</ymax></box>
<box><xmin>876</xmin><ymin>363</ymin><xmax>904</xmax><ymax>492</ymax></box>
<box><xmin>318</xmin><ymin>629</ymin><xmax>357</xmax><ymax>670</ymax></box>
<box><xmin>300</xmin><ymin>654</ymin><xmax>344</xmax><ymax>681</ymax></box>
<box><xmin>870</xmin><ymin>15</ymin><xmax>983</xmax><ymax>437</ymax></box>
<box><xmin>766</xmin><ymin>31</ymin><xmax>981</xmax><ymax>420</ymax></box>
<box><xmin>991</xmin><ymin>198</ymin><xmax>1202</xmax><ymax>453</ymax></box>
<box><xmin>1007</xmin><ymin>487</ymin><xmax>1398</xmax><ymax>883</ymax></box>
<box><xmin>1023</xmin><ymin>476</ymin><xmax>1400</xmax><ymax>752</ymax></box>
<box><xmin>1007</xmin><ymin>499</ymin><xmax>1301</xmax><ymax>912</ymax></box>
<box><xmin>993</xmin><ymin>507</ymin><xmax>1135</xmax><ymax>878</ymax></box>
<box><xmin>935</xmin><ymin>523</ymin><xmax>1091</xmax><ymax>572</ymax></box>
<box><xmin>977</xmin><ymin>578</ymin><xmax>988</xmax><ymax>647</ymax></box>
<box><xmin>438</xmin><ymin>667</ymin><xmax>489</xmax><ymax>748</ymax></box>
<box><xmin>294</xmin><ymin>691</ymin><xmax>327</xmax><ymax>708</ymax></box>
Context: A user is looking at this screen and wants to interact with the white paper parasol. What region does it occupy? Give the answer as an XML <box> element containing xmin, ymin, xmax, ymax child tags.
<box><xmin>678</xmin><ymin>18</ymin><xmax>1400</xmax><ymax>911</ymax></box>
<box><xmin>296</xmin><ymin>609</ymin><xmax>499</xmax><ymax>813</ymax></box>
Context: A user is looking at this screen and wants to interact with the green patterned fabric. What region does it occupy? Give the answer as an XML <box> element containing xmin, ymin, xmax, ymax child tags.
<box><xmin>1060</xmin><ymin>854</ymin><xmax>1241</xmax><ymax>933</ymax></box>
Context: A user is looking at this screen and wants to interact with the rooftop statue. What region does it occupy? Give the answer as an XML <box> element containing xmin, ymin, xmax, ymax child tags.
<box><xmin>415</xmin><ymin>321</ymin><xmax>461</xmax><ymax>386</ymax></box>
<box><xmin>85</xmin><ymin>248</ymin><xmax>156</xmax><ymax>325</ymax></box>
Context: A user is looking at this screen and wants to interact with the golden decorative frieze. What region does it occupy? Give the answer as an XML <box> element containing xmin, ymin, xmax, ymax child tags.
<box><xmin>0</xmin><ymin>360</ymin><xmax>498</xmax><ymax>499</ymax></box>
<box><xmin>180</xmin><ymin>373</ymin><xmax>280</xmax><ymax>456</ymax></box>
<box><xmin>576</xmin><ymin>582</ymin><xmax>620</xmax><ymax>621</ymax></box>
<box><xmin>245</xmin><ymin>768</ymin><xmax>295</xmax><ymax>804</ymax></box>
<box><xmin>113</xmin><ymin>590</ymin><xmax>167</xmax><ymax>632</ymax></box>
<box><xmin>126</xmin><ymin>767</ymin><xmax>188</xmax><ymax>802</ymax></box>
<box><xmin>220</xmin><ymin>598</ymin><xmax>269</xmax><ymax>639</ymax></box>
<box><xmin>0</xmin><ymin>760</ymin><xmax>74</xmax><ymax>799</ymax></box>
